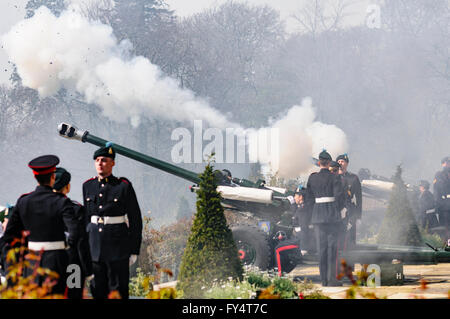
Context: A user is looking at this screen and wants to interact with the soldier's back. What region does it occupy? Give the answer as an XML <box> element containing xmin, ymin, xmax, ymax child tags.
<box><xmin>307</xmin><ymin>169</ymin><xmax>343</xmax><ymax>224</ymax></box>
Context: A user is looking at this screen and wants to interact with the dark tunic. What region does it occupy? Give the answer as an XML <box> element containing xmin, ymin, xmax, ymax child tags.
<box><xmin>82</xmin><ymin>175</ymin><xmax>142</xmax><ymax>262</ymax></box>
<box><xmin>67</xmin><ymin>201</ymin><xmax>92</xmax><ymax>299</ymax></box>
<box><xmin>306</xmin><ymin>169</ymin><xmax>345</xmax><ymax>224</ymax></box>
<box><xmin>338</xmin><ymin>171</ymin><xmax>362</xmax><ymax>250</ymax></box>
<box><xmin>418</xmin><ymin>190</ymin><xmax>437</xmax><ymax>228</ymax></box>
<box><xmin>306</xmin><ymin>168</ymin><xmax>345</xmax><ymax>286</ymax></box>
<box><xmin>82</xmin><ymin>175</ymin><xmax>142</xmax><ymax>299</ymax></box>
<box><xmin>1</xmin><ymin>185</ymin><xmax>80</xmax><ymax>295</ymax></box>
<box><xmin>433</xmin><ymin>169</ymin><xmax>450</xmax><ymax>227</ymax></box>
<box><xmin>339</xmin><ymin>172</ymin><xmax>362</xmax><ymax>221</ymax></box>
<box><xmin>290</xmin><ymin>195</ymin><xmax>315</xmax><ymax>252</ymax></box>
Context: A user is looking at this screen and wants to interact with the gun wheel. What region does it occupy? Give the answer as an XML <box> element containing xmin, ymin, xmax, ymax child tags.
<box><xmin>232</xmin><ymin>224</ymin><xmax>271</xmax><ymax>270</ymax></box>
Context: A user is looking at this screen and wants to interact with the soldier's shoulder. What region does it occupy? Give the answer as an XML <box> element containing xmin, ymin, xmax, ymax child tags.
<box><xmin>307</xmin><ymin>172</ymin><xmax>318</xmax><ymax>182</ymax></box>
<box><xmin>348</xmin><ymin>172</ymin><xmax>361</xmax><ymax>181</ymax></box>
<box><xmin>83</xmin><ymin>177</ymin><xmax>97</xmax><ymax>185</ymax></box>
<box><xmin>18</xmin><ymin>191</ymin><xmax>33</xmax><ymax>200</ymax></box>
<box><xmin>19</xmin><ymin>191</ymin><xmax>33</xmax><ymax>198</ymax></box>
<box><xmin>119</xmin><ymin>177</ymin><xmax>131</xmax><ymax>185</ymax></box>
<box><xmin>71</xmin><ymin>200</ymin><xmax>83</xmax><ymax>207</ymax></box>
<box><xmin>433</xmin><ymin>171</ymin><xmax>444</xmax><ymax>184</ymax></box>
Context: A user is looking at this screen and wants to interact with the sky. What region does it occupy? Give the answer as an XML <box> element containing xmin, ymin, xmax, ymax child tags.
<box><xmin>0</xmin><ymin>0</ymin><xmax>373</xmax><ymax>84</ymax></box>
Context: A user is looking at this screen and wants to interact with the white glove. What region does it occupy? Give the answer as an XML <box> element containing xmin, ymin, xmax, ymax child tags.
<box><xmin>287</xmin><ymin>196</ymin><xmax>295</xmax><ymax>205</ymax></box>
<box><xmin>294</xmin><ymin>227</ymin><xmax>301</xmax><ymax>232</ymax></box>
<box><xmin>347</xmin><ymin>223</ymin><xmax>353</xmax><ymax>231</ymax></box>
<box><xmin>340</xmin><ymin>207</ymin><xmax>347</xmax><ymax>219</ymax></box>
<box><xmin>129</xmin><ymin>254</ymin><xmax>137</xmax><ymax>266</ymax></box>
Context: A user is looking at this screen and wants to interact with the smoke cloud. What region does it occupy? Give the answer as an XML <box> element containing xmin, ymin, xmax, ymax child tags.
<box><xmin>248</xmin><ymin>97</ymin><xmax>348</xmax><ymax>178</ymax></box>
<box><xmin>2</xmin><ymin>7</ymin><xmax>348</xmax><ymax>179</ymax></box>
<box><xmin>1</xmin><ymin>6</ymin><xmax>236</xmax><ymax>129</ymax></box>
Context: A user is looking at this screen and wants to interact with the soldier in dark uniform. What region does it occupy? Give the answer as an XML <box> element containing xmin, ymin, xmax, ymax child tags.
<box><xmin>0</xmin><ymin>155</ymin><xmax>80</xmax><ymax>295</ymax></box>
<box><xmin>433</xmin><ymin>156</ymin><xmax>450</xmax><ymax>235</ymax></box>
<box><xmin>53</xmin><ymin>167</ymin><xmax>92</xmax><ymax>299</ymax></box>
<box><xmin>289</xmin><ymin>186</ymin><xmax>315</xmax><ymax>255</ymax></box>
<box><xmin>417</xmin><ymin>180</ymin><xmax>437</xmax><ymax>229</ymax></box>
<box><xmin>83</xmin><ymin>144</ymin><xmax>143</xmax><ymax>299</ymax></box>
<box><xmin>306</xmin><ymin>150</ymin><xmax>345</xmax><ymax>287</ymax></box>
<box><xmin>336</xmin><ymin>154</ymin><xmax>362</xmax><ymax>251</ymax></box>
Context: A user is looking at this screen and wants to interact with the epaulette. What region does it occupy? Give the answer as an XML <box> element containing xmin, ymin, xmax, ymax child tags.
<box><xmin>19</xmin><ymin>191</ymin><xmax>33</xmax><ymax>199</ymax></box>
<box><xmin>83</xmin><ymin>177</ymin><xmax>96</xmax><ymax>184</ymax></box>
<box><xmin>72</xmin><ymin>200</ymin><xmax>82</xmax><ymax>207</ymax></box>
<box><xmin>119</xmin><ymin>177</ymin><xmax>130</xmax><ymax>184</ymax></box>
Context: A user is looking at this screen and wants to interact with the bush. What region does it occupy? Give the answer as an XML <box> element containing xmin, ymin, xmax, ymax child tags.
<box><xmin>377</xmin><ymin>166</ymin><xmax>422</xmax><ymax>246</ymax></box>
<box><xmin>136</xmin><ymin>215</ymin><xmax>192</xmax><ymax>281</ymax></box>
<box><xmin>177</xmin><ymin>158</ymin><xmax>244</xmax><ymax>298</ymax></box>
<box><xmin>246</xmin><ymin>272</ymin><xmax>271</xmax><ymax>289</ymax></box>
<box><xmin>0</xmin><ymin>232</ymin><xmax>65</xmax><ymax>299</ymax></box>
<box><xmin>129</xmin><ymin>266</ymin><xmax>178</xmax><ymax>299</ymax></box>
<box><xmin>272</xmin><ymin>277</ymin><xmax>297</xmax><ymax>299</ymax></box>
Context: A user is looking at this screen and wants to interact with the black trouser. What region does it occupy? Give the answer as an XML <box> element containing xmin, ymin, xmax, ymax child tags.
<box><xmin>315</xmin><ymin>223</ymin><xmax>340</xmax><ymax>286</ymax></box>
<box><xmin>91</xmin><ymin>258</ymin><xmax>129</xmax><ymax>299</ymax></box>
<box><xmin>26</xmin><ymin>250</ymin><xmax>69</xmax><ymax>296</ymax></box>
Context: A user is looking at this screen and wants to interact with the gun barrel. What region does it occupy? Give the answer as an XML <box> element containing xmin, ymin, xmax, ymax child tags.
<box><xmin>58</xmin><ymin>123</ymin><xmax>201</xmax><ymax>184</ymax></box>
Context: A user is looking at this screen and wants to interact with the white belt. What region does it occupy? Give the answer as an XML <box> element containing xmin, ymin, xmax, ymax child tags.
<box><xmin>425</xmin><ymin>208</ymin><xmax>436</xmax><ymax>214</ymax></box>
<box><xmin>91</xmin><ymin>215</ymin><xmax>126</xmax><ymax>225</ymax></box>
<box><xmin>443</xmin><ymin>194</ymin><xmax>450</xmax><ymax>199</ymax></box>
<box><xmin>28</xmin><ymin>241</ymin><xmax>66</xmax><ymax>251</ymax></box>
<box><xmin>315</xmin><ymin>197</ymin><xmax>335</xmax><ymax>203</ymax></box>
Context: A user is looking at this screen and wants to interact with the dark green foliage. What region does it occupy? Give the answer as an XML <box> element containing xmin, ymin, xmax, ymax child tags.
<box><xmin>377</xmin><ymin>166</ymin><xmax>423</xmax><ymax>246</ymax></box>
<box><xmin>177</xmin><ymin>159</ymin><xmax>243</xmax><ymax>298</ymax></box>
<box><xmin>272</xmin><ymin>277</ymin><xmax>297</xmax><ymax>299</ymax></box>
<box><xmin>246</xmin><ymin>272</ymin><xmax>271</xmax><ymax>289</ymax></box>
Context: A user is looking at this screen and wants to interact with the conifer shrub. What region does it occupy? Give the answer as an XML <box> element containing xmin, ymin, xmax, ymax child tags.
<box><xmin>377</xmin><ymin>166</ymin><xmax>422</xmax><ymax>246</ymax></box>
<box><xmin>177</xmin><ymin>158</ymin><xmax>243</xmax><ymax>298</ymax></box>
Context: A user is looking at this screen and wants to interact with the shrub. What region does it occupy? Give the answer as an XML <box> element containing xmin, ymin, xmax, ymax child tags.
<box><xmin>136</xmin><ymin>215</ymin><xmax>192</xmax><ymax>281</ymax></box>
<box><xmin>272</xmin><ymin>277</ymin><xmax>297</xmax><ymax>299</ymax></box>
<box><xmin>377</xmin><ymin>166</ymin><xmax>422</xmax><ymax>246</ymax></box>
<box><xmin>0</xmin><ymin>232</ymin><xmax>65</xmax><ymax>299</ymax></box>
<box><xmin>129</xmin><ymin>266</ymin><xmax>178</xmax><ymax>299</ymax></box>
<box><xmin>245</xmin><ymin>272</ymin><xmax>271</xmax><ymax>289</ymax></box>
<box><xmin>177</xmin><ymin>158</ymin><xmax>244</xmax><ymax>298</ymax></box>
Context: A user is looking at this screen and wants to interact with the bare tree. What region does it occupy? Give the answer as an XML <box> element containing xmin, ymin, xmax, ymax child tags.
<box><xmin>74</xmin><ymin>0</ymin><xmax>115</xmax><ymax>24</ymax></box>
<box><xmin>292</xmin><ymin>0</ymin><xmax>358</xmax><ymax>37</ymax></box>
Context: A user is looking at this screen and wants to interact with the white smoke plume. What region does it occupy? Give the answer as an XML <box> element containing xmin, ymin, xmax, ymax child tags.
<box><xmin>2</xmin><ymin>7</ymin><xmax>348</xmax><ymax>177</ymax></box>
<box><xmin>247</xmin><ymin>97</ymin><xmax>349</xmax><ymax>178</ymax></box>
<box><xmin>1</xmin><ymin>6</ymin><xmax>236</xmax><ymax>129</ymax></box>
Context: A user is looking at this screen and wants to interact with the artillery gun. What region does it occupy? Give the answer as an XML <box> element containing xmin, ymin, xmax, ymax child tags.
<box><xmin>58</xmin><ymin>123</ymin><xmax>297</xmax><ymax>271</ymax></box>
<box><xmin>58</xmin><ymin>123</ymin><xmax>450</xmax><ymax>276</ymax></box>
